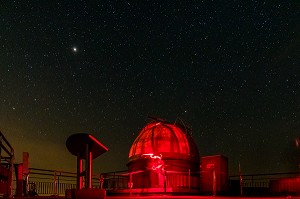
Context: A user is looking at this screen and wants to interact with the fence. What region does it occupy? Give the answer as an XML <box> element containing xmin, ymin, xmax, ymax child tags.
<box><xmin>0</xmin><ymin>131</ymin><xmax>14</xmax><ymax>197</ymax></box>
<box><xmin>229</xmin><ymin>172</ymin><xmax>300</xmax><ymax>196</ymax></box>
<box><xmin>102</xmin><ymin>170</ymin><xmax>300</xmax><ymax>196</ymax></box>
<box><xmin>23</xmin><ymin>168</ymin><xmax>101</xmax><ymax>196</ymax></box>
<box><xmin>9</xmin><ymin>167</ymin><xmax>300</xmax><ymax>196</ymax></box>
<box><xmin>101</xmin><ymin>169</ymin><xmax>201</xmax><ymax>194</ymax></box>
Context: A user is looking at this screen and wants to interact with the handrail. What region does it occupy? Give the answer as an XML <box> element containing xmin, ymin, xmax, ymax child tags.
<box><xmin>0</xmin><ymin>131</ymin><xmax>14</xmax><ymax>151</ymax></box>
<box><xmin>0</xmin><ymin>131</ymin><xmax>14</xmax><ymax>197</ymax></box>
<box><xmin>29</xmin><ymin>167</ymin><xmax>101</xmax><ymax>179</ymax></box>
<box><xmin>0</xmin><ymin>131</ymin><xmax>14</xmax><ymax>160</ymax></box>
<box><xmin>229</xmin><ymin>171</ymin><xmax>300</xmax><ymax>178</ymax></box>
<box><xmin>26</xmin><ymin>168</ymin><xmax>101</xmax><ymax>196</ymax></box>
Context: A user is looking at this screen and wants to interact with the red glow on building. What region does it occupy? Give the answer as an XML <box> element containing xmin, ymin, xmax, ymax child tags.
<box><xmin>127</xmin><ymin>120</ymin><xmax>200</xmax><ymax>194</ymax></box>
<box><xmin>129</xmin><ymin>122</ymin><xmax>199</xmax><ymax>161</ymax></box>
<box><xmin>200</xmin><ymin>155</ymin><xmax>228</xmax><ymax>195</ymax></box>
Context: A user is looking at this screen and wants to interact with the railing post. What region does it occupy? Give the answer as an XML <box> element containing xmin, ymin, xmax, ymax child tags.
<box><xmin>85</xmin><ymin>143</ymin><xmax>93</xmax><ymax>189</ymax></box>
<box><xmin>129</xmin><ymin>173</ymin><xmax>132</xmax><ymax>196</ymax></box>
<box><xmin>99</xmin><ymin>175</ymin><xmax>104</xmax><ymax>189</ymax></box>
<box><xmin>58</xmin><ymin>173</ymin><xmax>60</xmax><ymax>195</ymax></box>
<box><xmin>9</xmin><ymin>148</ymin><xmax>14</xmax><ymax>198</ymax></box>
<box><xmin>77</xmin><ymin>155</ymin><xmax>83</xmax><ymax>189</ymax></box>
<box><xmin>188</xmin><ymin>169</ymin><xmax>191</xmax><ymax>191</ymax></box>
<box><xmin>239</xmin><ymin>162</ymin><xmax>243</xmax><ymax>196</ymax></box>
<box><xmin>53</xmin><ymin>171</ymin><xmax>57</xmax><ymax>195</ymax></box>
<box><xmin>25</xmin><ymin>173</ymin><xmax>29</xmax><ymax>195</ymax></box>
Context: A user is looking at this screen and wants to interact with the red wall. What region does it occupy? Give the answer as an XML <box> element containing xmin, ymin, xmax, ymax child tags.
<box><xmin>200</xmin><ymin>155</ymin><xmax>228</xmax><ymax>194</ymax></box>
<box><xmin>270</xmin><ymin>177</ymin><xmax>300</xmax><ymax>193</ymax></box>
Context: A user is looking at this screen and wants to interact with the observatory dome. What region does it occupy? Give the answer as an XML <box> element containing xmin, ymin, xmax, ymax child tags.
<box><xmin>127</xmin><ymin>119</ymin><xmax>200</xmax><ymax>192</ymax></box>
<box><xmin>128</xmin><ymin>120</ymin><xmax>200</xmax><ymax>165</ymax></box>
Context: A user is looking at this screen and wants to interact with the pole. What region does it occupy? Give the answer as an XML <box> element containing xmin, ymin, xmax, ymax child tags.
<box><xmin>239</xmin><ymin>162</ymin><xmax>243</xmax><ymax>196</ymax></box>
<box><xmin>53</xmin><ymin>171</ymin><xmax>57</xmax><ymax>195</ymax></box>
<box><xmin>58</xmin><ymin>174</ymin><xmax>60</xmax><ymax>195</ymax></box>
<box><xmin>9</xmin><ymin>149</ymin><xmax>14</xmax><ymax>198</ymax></box>
<box><xmin>100</xmin><ymin>175</ymin><xmax>104</xmax><ymax>189</ymax></box>
<box><xmin>188</xmin><ymin>169</ymin><xmax>191</xmax><ymax>191</ymax></box>
<box><xmin>85</xmin><ymin>143</ymin><xmax>92</xmax><ymax>189</ymax></box>
<box><xmin>26</xmin><ymin>173</ymin><xmax>29</xmax><ymax>196</ymax></box>
<box><xmin>77</xmin><ymin>155</ymin><xmax>83</xmax><ymax>189</ymax></box>
<box><xmin>129</xmin><ymin>173</ymin><xmax>132</xmax><ymax>196</ymax></box>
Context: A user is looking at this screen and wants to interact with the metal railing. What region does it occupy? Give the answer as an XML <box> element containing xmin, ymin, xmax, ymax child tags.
<box><xmin>102</xmin><ymin>169</ymin><xmax>300</xmax><ymax>196</ymax></box>
<box><xmin>229</xmin><ymin>171</ymin><xmax>300</xmax><ymax>195</ymax></box>
<box><xmin>101</xmin><ymin>169</ymin><xmax>201</xmax><ymax>194</ymax></box>
<box><xmin>26</xmin><ymin>168</ymin><xmax>101</xmax><ymax>196</ymax></box>
<box><xmin>0</xmin><ymin>131</ymin><xmax>14</xmax><ymax>197</ymax></box>
<box><xmin>10</xmin><ymin>166</ymin><xmax>300</xmax><ymax>196</ymax></box>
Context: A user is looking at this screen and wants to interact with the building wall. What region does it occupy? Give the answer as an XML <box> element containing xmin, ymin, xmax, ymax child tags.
<box><xmin>128</xmin><ymin>157</ymin><xmax>200</xmax><ymax>193</ymax></box>
<box><xmin>270</xmin><ymin>177</ymin><xmax>300</xmax><ymax>194</ymax></box>
<box><xmin>200</xmin><ymin>155</ymin><xmax>229</xmax><ymax>195</ymax></box>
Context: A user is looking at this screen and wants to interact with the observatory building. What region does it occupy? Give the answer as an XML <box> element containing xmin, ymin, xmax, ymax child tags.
<box><xmin>126</xmin><ymin>119</ymin><xmax>201</xmax><ymax>193</ymax></box>
<box><xmin>102</xmin><ymin>118</ymin><xmax>228</xmax><ymax>195</ymax></box>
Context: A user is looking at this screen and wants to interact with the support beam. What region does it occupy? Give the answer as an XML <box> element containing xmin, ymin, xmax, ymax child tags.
<box><xmin>66</xmin><ymin>133</ymin><xmax>108</xmax><ymax>198</ymax></box>
<box><xmin>85</xmin><ymin>144</ymin><xmax>93</xmax><ymax>189</ymax></box>
<box><xmin>77</xmin><ymin>155</ymin><xmax>83</xmax><ymax>189</ymax></box>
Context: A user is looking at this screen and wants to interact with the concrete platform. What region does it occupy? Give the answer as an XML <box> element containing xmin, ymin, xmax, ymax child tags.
<box><xmin>107</xmin><ymin>197</ymin><xmax>300</xmax><ymax>199</ymax></box>
<box><xmin>9</xmin><ymin>196</ymin><xmax>300</xmax><ymax>199</ymax></box>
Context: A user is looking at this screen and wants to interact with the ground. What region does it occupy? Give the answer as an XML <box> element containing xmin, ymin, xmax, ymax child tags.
<box><xmin>10</xmin><ymin>196</ymin><xmax>300</xmax><ymax>199</ymax></box>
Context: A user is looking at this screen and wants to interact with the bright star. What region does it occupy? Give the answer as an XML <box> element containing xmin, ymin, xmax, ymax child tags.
<box><xmin>72</xmin><ymin>47</ymin><xmax>77</xmax><ymax>52</ymax></box>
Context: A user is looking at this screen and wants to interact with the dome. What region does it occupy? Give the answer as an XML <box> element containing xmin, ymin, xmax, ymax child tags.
<box><xmin>127</xmin><ymin>119</ymin><xmax>201</xmax><ymax>192</ymax></box>
<box><xmin>128</xmin><ymin>120</ymin><xmax>200</xmax><ymax>163</ymax></box>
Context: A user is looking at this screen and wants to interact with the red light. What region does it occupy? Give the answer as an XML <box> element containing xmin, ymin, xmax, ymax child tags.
<box><xmin>88</xmin><ymin>134</ymin><xmax>108</xmax><ymax>151</ymax></box>
<box><xmin>129</xmin><ymin>122</ymin><xmax>190</xmax><ymax>158</ymax></box>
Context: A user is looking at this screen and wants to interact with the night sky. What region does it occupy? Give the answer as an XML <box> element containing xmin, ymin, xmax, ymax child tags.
<box><xmin>1</xmin><ymin>1</ymin><xmax>299</xmax><ymax>175</ymax></box>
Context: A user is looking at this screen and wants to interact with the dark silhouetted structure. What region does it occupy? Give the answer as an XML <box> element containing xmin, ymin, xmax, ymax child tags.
<box><xmin>66</xmin><ymin>133</ymin><xmax>108</xmax><ymax>199</ymax></box>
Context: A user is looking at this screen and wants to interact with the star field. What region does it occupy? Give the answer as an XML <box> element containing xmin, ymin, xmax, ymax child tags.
<box><xmin>0</xmin><ymin>1</ymin><xmax>299</xmax><ymax>174</ymax></box>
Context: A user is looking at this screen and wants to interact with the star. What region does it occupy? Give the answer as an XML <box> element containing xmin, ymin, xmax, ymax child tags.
<box><xmin>1</xmin><ymin>0</ymin><xmax>298</xmax><ymax>176</ymax></box>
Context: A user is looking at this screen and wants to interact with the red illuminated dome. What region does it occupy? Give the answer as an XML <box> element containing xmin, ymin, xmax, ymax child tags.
<box><xmin>127</xmin><ymin>119</ymin><xmax>200</xmax><ymax>192</ymax></box>
<box><xmin>128</xmin><ymin>119</ymin><xmax>200</xmax><ymax>172</ymax></box>
<box><xmin>129</xmin><ymin>120</ymin><xmax>199</xmax><ymax>163</ymax></box>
